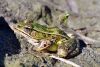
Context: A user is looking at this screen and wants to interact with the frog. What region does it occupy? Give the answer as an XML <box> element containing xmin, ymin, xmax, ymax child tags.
<box><xmin>15</xmin><ymin>20</ymin><xmax>80</xmax><ymax>58</ymax></box>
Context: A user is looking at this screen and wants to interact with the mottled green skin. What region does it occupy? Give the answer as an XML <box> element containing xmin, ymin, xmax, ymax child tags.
<box><xmin>31</xmin><ymin>22</ymin><xmax>69</xmax><ymax>39</ymax></box>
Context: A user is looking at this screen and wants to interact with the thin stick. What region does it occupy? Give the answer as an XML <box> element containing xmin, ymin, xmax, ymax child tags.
<box><xmin>75</xmin><ymin>31</ymin><xmax>100</xmax><ymax>44</ymax></box>
<box><xmin>68</xmin><ymin>28</ymin><xmax>100</xmax><ymax>45</ymax></box>
<box><xmin>50</xmin><ymin>55</ymin><xmax>81</xmax><ymax>67</ymax></box>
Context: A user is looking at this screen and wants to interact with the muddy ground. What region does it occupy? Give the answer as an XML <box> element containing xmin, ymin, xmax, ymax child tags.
<box><xmin>0</xmin><ymin>0</ymin><xmax>100</xmax><ymax>67</ymax></box>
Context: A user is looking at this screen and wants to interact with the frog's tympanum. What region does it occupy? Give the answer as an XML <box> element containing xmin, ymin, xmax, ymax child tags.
<box><xmin>15</xmin><ymin>14</ymin><xmax>80</xmax><ymax>58</ymax></box>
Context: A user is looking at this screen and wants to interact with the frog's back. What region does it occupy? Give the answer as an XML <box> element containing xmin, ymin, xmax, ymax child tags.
<box><xmin>32</xmin><ymin>22</ymin><xmax>69</xmax><ymax>38</ymax></box>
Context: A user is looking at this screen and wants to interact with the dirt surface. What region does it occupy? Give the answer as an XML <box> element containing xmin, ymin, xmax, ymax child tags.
<box><xmin>0</xmin><ymin>0</ymin><xmax>100</xmax><ymax>67</ymax></box>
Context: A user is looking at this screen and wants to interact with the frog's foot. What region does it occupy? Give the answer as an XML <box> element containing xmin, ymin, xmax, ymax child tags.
<box><xmin>57</xmin><ymin>38</ymin><xmax>80</xmax><ymax>58</ymax></box>
<box><xmin>36</xmin><ymin>39</ymin><xmax>51</xmax><ymax>51</ymax></box>
<box><xmin>66</xmin><ymin>48</ymin><xmax>80</xmax><ymax>59</ymax></box>
<box><xmin>57</xmin><ymin>48</ymin><xmax>68</xmax><ymax>58</ymax></box>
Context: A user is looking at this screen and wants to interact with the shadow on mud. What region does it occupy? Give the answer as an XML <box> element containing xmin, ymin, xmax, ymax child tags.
<box><xmin>0</xmin><ymin>16</ymin><xmax>21</xmax><ymax>67</ymax></box>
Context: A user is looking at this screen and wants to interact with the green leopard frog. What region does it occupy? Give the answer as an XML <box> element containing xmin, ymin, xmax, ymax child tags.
<box><xmin>15</xmin><ymin>19</ymin><xmax>78</xmax><ymax>57</ymax></box>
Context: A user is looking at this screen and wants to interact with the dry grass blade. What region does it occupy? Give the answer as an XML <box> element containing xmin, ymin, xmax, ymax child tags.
<box><xmin>75</xmin><ymin>31</ymin><xmax>100</xmax><ymax>44</ymax></box>
<box><xmin>69</xmin><ymin>28</ymin><xmax>100</xmax><ymax>45</ymax></box>
<box><xmin>50</xmin><ymin>55</ymin><xmax>81</xmax><ymax>67</ymax></box>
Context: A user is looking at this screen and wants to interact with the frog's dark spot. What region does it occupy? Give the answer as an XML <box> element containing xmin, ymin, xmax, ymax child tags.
<box><xmin>44</xmin><ymin>44</ymin><xmax>47</xmax><ymax>47</ymax></box>
<box><xmin>25</xmin><ymin>46</ymin><xmax>28</xmax><ymax>51</ymax></box>
<box><xmin>20</xmin><ymin>63</ymin><xmax>25</xmax><ymax>67</ymax></box>
<box><xmin>41</xmin><ymin>66</ymin><xmax>45</xmax><ymax>67</ymax></box>
<box><xmin>32</xmin><ymin>64</ymin><xmax>38</xmax><ymax>67</ymax></box>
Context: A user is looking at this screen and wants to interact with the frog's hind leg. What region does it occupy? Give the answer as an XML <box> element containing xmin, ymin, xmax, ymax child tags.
<box><xmin>66</xmin><ymin>39</ymin><xmax>84</xmax><ymax>59</ymax></box>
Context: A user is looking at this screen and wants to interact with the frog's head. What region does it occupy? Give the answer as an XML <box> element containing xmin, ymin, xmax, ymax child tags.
<box><xmin>17</xmin><ymin>20</ymin><xmax>32</xmax><ymax>28</ymax></box>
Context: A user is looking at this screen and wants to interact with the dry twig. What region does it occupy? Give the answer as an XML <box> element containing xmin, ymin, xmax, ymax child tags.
<box><xmin>50</xmin><ymin>55</ymin><xmax>81</xmax><ymax>67</ymax></box>
<box><xmin>74</xmin><ymin>31</ymin><xmax>100</xmax><ymax>44</ymax></box>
